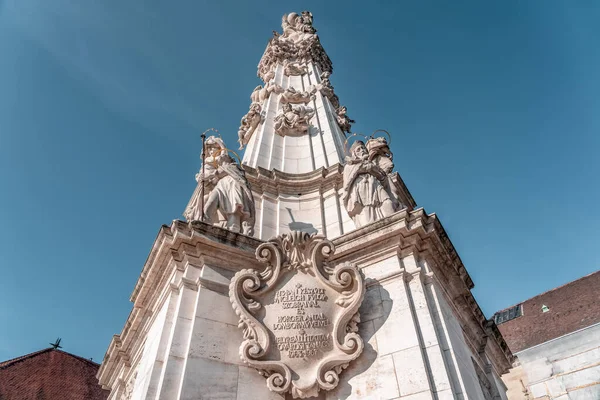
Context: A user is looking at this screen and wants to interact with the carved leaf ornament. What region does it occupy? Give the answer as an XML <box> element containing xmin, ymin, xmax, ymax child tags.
<box><xmin>229</xmin><ymin>232</ymin><xmax>365</xmax><ymax>398</ymax></box>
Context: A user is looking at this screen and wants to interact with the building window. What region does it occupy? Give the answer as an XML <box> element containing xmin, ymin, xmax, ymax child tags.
<box><xmin>493</xmin><ymin>304</ymin><xmax>523</xmax><ymax>325</ymax></box>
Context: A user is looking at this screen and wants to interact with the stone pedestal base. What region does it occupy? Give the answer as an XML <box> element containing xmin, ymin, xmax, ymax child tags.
<box><xmin>98</xmin><ymin>213</ymin><xmax>511</xmax><ymax>399</ymax></box>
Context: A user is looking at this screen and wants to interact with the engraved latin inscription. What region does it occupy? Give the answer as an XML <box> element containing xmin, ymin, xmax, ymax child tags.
<box><xmin>272</xmin><ymin>283</ymin><xmax>332</xmax><ymax>358</ymax></box>
<box><xmin>276</xmin><ymin>333</ymin><xmax>331</xmax><ymax>358</ymax></box>
<box><xmin>273</xmin><ymin>285</ymin><xmax>328</xmax><ymax>309</ymax></box>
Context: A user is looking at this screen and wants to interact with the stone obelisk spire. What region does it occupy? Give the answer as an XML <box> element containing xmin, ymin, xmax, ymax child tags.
<box><xmin>239</xmin><ymin>12</ymin><xmax>353</xmax><ymax>174</ymax></box>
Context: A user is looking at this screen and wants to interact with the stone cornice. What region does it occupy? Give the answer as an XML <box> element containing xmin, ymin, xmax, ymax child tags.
<box><xmin>243</xmin><ymin>164</ymin><xmax>417</xmax><ymax>210</ymax></box>
<box><xmin>244</xmin><ymin>164</ymin><xmax>343</xmax><ymax>195</ymax></box>
<box><xmin>330</xmin><ymin>208</ymin><xmax>513</xmax><ymax>373</ymax></box>
<box><xmin>97</xmin><ymin>221</ymin><xmax>263</xmax><ymax>388</ymax></box>
<box><xmin>99</xmin><ymin>210</ymin><xmax>513</xmax><ymax>387</ymax></box>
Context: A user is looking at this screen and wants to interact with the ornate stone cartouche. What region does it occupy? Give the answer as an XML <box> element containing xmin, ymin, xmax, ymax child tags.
<box><xmin>229</xmin><ymin>232</ymin><xmax>365</xmax><ymax>398</ymax></box>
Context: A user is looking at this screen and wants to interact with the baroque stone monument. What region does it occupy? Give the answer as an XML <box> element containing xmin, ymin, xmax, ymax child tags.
<box><xmin>98</xmin><ymin>11</ymin><xmax>514</xmax><ymax>400</ymax></box>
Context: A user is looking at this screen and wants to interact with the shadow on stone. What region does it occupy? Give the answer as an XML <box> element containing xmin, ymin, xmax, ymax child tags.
<box><xmin>286</xmin><ymin>208</ymin><xmax>318</xmax><ymax>235</ymax></box>
<box><xmin>325</xmin><ymin>279</ymin><xmax>392</xmax><ymax>399</ymax></box>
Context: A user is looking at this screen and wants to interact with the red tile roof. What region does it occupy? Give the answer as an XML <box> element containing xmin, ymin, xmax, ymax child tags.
<box><xmin>496</xmin><ymin>270</ymin><xmax>600</xmax><ymax>353</ymax></box>
<box><xmin>0</xmin><ymin>348</ymin><xmax>109</xmax><ymax>400</ymax></box>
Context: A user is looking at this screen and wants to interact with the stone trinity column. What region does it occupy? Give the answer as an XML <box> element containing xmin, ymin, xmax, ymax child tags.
<box><xmin>98</xmin><ymin>12</ymin><xmax>513</xmax><ymax>400</ymax></box>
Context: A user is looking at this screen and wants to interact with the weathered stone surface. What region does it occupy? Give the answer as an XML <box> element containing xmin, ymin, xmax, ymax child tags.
<box><xmin>230</xmin><ymin>232</ymin><xmax>365</xmax><ymax>398</ymax></box>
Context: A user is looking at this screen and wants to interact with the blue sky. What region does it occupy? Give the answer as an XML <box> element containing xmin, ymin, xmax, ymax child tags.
<box><xmin>0</xmin><ymin>1</ymin><xmax>598</xmax><ymax>362</ymax></box>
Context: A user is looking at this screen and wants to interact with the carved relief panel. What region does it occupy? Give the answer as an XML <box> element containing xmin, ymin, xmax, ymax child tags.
<box><xmin>230</xmin><ymin>233</ymin><xmax>365</xmax><ymax>398</ymax></box>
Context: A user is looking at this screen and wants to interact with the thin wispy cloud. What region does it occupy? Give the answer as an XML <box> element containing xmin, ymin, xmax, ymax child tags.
<box><xmin>3</xmin><ymin>0</ymin><xmax>201</xmax><ymax>133</ymax></box>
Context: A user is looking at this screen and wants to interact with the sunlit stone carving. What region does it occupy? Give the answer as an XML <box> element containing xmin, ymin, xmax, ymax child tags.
<box><xmin>274</xmin><ymin>103</ymin><xmax>315</xmax><ymax>137</ymax></box>
<box><xmin>280</xmin><ymin>87</ymin><xmax>314</xmax><ymax>105</ymax></box>
<box><xmin>283</xmin><ymin>60</ymin><xmax>310</xmax><ymax>76</ymax></box>
<box><xmin>342</xmin><ymin>138</ymin><xmax>402</xmax><ymax>228</ymax></box>
<box><xmin>238</xmin><ymin>103</ymin><xmax>263</xmax><ymax>149</ymax></box>
<box><xmin>311</xmin><ymin>71</ymin><xmax>340</xmax><ymax>109</ymax></box>
<box><xmin>335</xmin><ymin>106</ymin><xmax>354</xmax><ymax>134</ymax></box>
<box><xmin>230</xmin><ymin>232</ymin><xmax>365</xmax><ymax>398</ymax></box>
<box><xmin>185</xmin><ymin>136</ymin><xmax>255</xmax><ymax>235</ymax></box>
<box><xmin>250</xmin><ymin>81</ymin><xmax>284</xmax><ymax>105</ymax></box>
<box><xmin>258</xmin><ymin>12</ymin><xmax>332</xmax><ymax>82</ymax></box>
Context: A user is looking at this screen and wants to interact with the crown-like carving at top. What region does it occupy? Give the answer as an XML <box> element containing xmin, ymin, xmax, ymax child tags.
<box><xmin>258</xmin><ymin>12</ymin><xmax>333</xmax><ymax>82</ymax></box>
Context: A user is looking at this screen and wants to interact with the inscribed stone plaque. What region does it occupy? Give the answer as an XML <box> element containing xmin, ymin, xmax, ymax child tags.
<box><xmin>230</xmin><ymin>232</ymin><xmax>365</xmax><ymax>398</ymax></box>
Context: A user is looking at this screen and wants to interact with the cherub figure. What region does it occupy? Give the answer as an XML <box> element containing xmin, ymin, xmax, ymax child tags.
<box><xmin>238</xmin><ymin>103</ymin><xmax>263</xmax><ymax>149</ymax></box>
<box><xmin>274</xmin><ymin>103</ymin><xmax>314</xmax><ymax>136</ymax></box>
<box><xmin>336</xmin><ymin>106</ymin><xmax>355</xmax><ymax>134</ymax></box>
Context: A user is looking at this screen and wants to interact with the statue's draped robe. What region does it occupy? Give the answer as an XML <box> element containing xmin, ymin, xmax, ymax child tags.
<box><xmin>205</xmin><ymin>160</ymin><xmax>254</xmax><ymax>225</ymax></box>
<box><xmin>185</xmin><ymin>157</ymin><xmax>254</xmax><ymax>229</ymax></box>
<box><xmin>343</xmin><ymin>159</ymin><xmax>394</xmax><ymax>228</ymax></box>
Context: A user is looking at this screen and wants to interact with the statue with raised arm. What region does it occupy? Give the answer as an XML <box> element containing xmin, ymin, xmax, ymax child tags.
<box><xmin>336</xmin><ymin>106</ymin><xmax>355</xmax><ymax>134</ymax></box>
<box><xmin>342</xmin><ymin>140</ymin><xmax>399</xmax><ymax>228</ymax></box>
<box><xmin>184</xmin><ymin>136</ymin><xmax>255</xmax><ymax>236</ymax></box>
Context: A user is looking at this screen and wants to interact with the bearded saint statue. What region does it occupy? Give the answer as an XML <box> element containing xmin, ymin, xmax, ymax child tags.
<box><xmin>342</xmin><ymin>141</ymin><xmax>398</xmax><ymax>228</ymax></box>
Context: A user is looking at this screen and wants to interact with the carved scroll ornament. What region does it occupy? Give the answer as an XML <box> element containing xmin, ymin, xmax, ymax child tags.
<box><xmin>229</xmin><ymin>232</ymin><xmax>365</xmax><ymax>398</ymax></box>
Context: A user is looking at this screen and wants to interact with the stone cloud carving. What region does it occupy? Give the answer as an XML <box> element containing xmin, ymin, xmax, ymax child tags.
<box><xmin>250</xmin><ymin>81</ymin><xmax>284</xmax><ymax>106</ymax></box>
<box><xmin>229</xmin><ymin>232</ymin><xmax>365</xmax><ymax>398</ymax></box>
<box><xmin>280</xmin><ymin>87</ymin><xmax>314</xmax><ymax>105</ymax></box>
<box><xmin>283</xmin><ymin>60</ymin><xmax>309</xmax><ymax>76</ymax></box>
<box><xmin>238</xmin><ymin>103</ymin><xmax>263</xmax><ymax>150</ymax></box>
<box><xmin>342</xmin><ymin>138</ymin><xmax>403</xmax><ymax>228</ymax></box>
<box><xmin>184</xmin><ymin>136</ymin><xmax>255</xmax><ymax>235</ymax></box>
<box><xmin>258</xmin><ymin>11</ymin><xmax>332</xmax><ymax>82</ymax></box>
<box><xmin>274</xmin><ymin>103</ymin><xmax>315</xmax><ymax>137</ymax></box>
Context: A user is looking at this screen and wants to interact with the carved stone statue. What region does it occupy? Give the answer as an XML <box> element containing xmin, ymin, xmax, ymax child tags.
<box><xmin>342</xmin><ymin>140</ymin><xmax>400</xmax><ymax>228</ymax></box>
<box><xmin>274</xmin><ymin>103</ymin><xmax>315</xmax><ymax>137</ymax></box>
<box><xmin>336</xmin><ymin>106</ymin><xmax>355</xmax><ymax>134</ymax></box>
<box><xmin>366</xmin><ymin>136</ymin><xmax>394</xmax><ymax>173</ymax></box>
<box><xmin>250</xmin><ymin>85</ymin><xmax>262</xmax><ymax>104</ymax></box>
<box><xmin>312</xmin><ymin>71</ymin><xmax>340</xmax><ymax>109</ymax></box>
<box><xmin>281</xmin><ymin>12</ymin><xmax>316</xmax><ymax>42</ymax></box>
<box><xmin>280</xmin><ymin>87</ymin><xmax>314</xmax><ymax>104</ymax></box>
<box><xmin>238</xmin><ymin>103</ymin><xmax>263</xmax><ymax>149</ymax></box>
<box><xmin>283</xmin><ymin>60</ymin><xmax>309</xmax><ymax>76</ymax></box>
<box><xmin>258</xmin><ymin>11</ymin><xmax>332</xmax><ymax>82</ymax></box>
<box><xmin>251</xmin><ymin>81</ymin><xmax>284</xmax><ymax>106</ymax></box>
<box><xmin>185</xmin><ymin>136</ymin><xmax>255</xmax><ymax>235</ymax></box>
